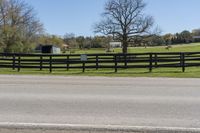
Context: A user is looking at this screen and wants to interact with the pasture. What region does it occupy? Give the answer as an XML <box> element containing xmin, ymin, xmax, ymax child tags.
<box><xmin>74</xmin><ymin>43</ymin><xmax>200</xmax><ymax>54</ymax></box>
<box><xmin>1</xmin><ymin>43</ymin><xmax>200</xmax><ymax>78</ymax></box>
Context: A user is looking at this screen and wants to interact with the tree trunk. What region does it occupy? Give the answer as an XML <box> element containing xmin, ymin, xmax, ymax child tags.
<box><xmin>122</xmin><ymin>41</ymin><xmax>128</xmax><ymax>54</ymax></box>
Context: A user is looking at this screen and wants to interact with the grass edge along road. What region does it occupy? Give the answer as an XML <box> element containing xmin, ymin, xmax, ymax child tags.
<box><xmin>1</xmin><ymin>67</ymin><xmax>200</xmax><ymax>78</ymax></box>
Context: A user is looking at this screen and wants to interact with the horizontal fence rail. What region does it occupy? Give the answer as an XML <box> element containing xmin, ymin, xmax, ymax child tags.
<box><xmin>0</xmin><ymin>52</ymin><xmax>200</xmax><ymax>73</ymax></box>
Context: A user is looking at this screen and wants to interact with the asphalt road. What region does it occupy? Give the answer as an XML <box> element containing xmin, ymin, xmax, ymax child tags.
<box><xmin>0</xmin><ymin>75</ymin><xmax>200</xmax><ymax>129</ymax></box>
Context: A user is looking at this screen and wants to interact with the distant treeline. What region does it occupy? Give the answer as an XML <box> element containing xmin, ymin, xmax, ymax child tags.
<box><xmin>162</xmin><ymin>29</ymin><xmax>200</xmax><ymax>45</ymax></box>
<box><xmin>132</xmin><ymin>29</ymin><xmax>200</xmax><ymax>47</ymax></box>
<box><xmin>59</xmin><ymin>29</ymin><xmax>200</xmax><ymax>50</ymax></box>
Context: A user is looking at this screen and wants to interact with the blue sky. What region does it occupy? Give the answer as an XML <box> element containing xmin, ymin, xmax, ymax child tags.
<box><xmin>25</xmin><ymin>0</ymin><xmax>200</xmax><ymax>36</ymax></box>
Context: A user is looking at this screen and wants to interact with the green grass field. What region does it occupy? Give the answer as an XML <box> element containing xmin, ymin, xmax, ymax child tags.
<box><xmin>1</xmin><ymin>67</ymin><xmax>200</xmax><ymax>78</ymax></box>
<box><xmin>73</xmin><ymin>43</ymin><xmax>200</xmax><ymax>54</ymax></box>
<box><xmin>1</xmin><ymin>43</ymin><xmax>200</xmax><ymax>78</ymax></box>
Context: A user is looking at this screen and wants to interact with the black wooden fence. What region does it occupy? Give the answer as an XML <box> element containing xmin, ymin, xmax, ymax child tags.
<box><xmin>0</xmin><ymin>52</ymin><xmax>200</xmax><ymax>73</ymax></box>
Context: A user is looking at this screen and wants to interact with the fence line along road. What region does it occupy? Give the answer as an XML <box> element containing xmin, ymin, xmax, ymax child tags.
<box><xmin>0</xmin><ymin>52</ymin><xmax>200</xmax><ymax>73</ymax></box>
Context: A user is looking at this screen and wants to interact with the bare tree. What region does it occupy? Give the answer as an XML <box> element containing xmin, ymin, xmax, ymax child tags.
<box><xmin>0</xmin><ymin>0</ymin><xmax>43</xmax><ymax>53</ymax></box>
<box><xmin>94</xmin><ymin>0</ymin><xmax>154</xmax><ymax>53</ymax></box>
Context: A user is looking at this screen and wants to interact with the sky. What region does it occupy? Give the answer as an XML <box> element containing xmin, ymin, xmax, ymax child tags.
<box><xmin>24</xmin><ymin>0</ymin><xmax>200</xmax><ymax>36</ymax></box>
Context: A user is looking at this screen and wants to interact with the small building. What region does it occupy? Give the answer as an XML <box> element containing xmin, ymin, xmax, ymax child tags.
<box><xmin>109</xmin><ymin>42</ymin><xmax>122</xmax><ymax>48</ymax></box>
<box><xmin>193</xmin><ymin>36</ymin><xmax>200</xmax><ymax>42</ymax></box>
<box><xmin>193</xmin><ymin>36</ymin><xmax>200</xmax><ymax>39</ymax></box>
<box><xmin>35</xmin><ymin>44</ymin><xmax>61</xmax><ymax>54</ymax></box>
<box><xmin>35</xmin><ymin>44</ymin><xmax>43</xmax><ymax>53</ymax></box>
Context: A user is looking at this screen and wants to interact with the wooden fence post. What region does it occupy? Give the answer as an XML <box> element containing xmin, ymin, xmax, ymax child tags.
<box><xmin>154</xmin><ymin>53</ymin><xmax>158</xmax><ymax>68</ymax></box>
<box><xmin>40</xmin><ymin>55</ymin><xmax>43</xmax><ymax>71</ymax></box>
<box><xmin>66</xmin><ymin>55</ymin><xmax>69</xmax><ymax>71</ymax></box>
<box><xmin>114</xmin><ymin>55</ymin><xmax>118</xmax><ymax>73</ymax></box>
<box><xmin>49</xmin><ymin>55</ymin><xmax>52</xmax><ymax>73</ymax></box>
<box><xmin>18</xmin><ymin>55</ymin><xmax>21</xmax><ymax>72</ymax></box>
<box><xmin>12</xmin><ymin>54</ymin><xmax>16</xmax><ymax>70</ymax></box>
<box><xmin>80</xmin><ymin>54</ymin><xmax>87</xmax><ymax>73</ymax></box>
<box><xmin>149</xmin><ymin>53</ymin><xmax>153</xmax><ymax>72</ymax></box>
<box><xmin>96</xmin><ymin>55</ymin><xmax>99</xmax><ymax>70</ymax></box>
<box><xmin>180</xmin><ymin>53</ymin><xmax>185</xmax><ymax>72</ymax></box>
<box><xmin>82</xmin><ymin>61</ymin><xmax>85</xmax><ymax>72</ymax></box>
<box><xmin>124</xmin><ymin>54</ymin><xmax>127</xmax><ymax>69</ymax></box>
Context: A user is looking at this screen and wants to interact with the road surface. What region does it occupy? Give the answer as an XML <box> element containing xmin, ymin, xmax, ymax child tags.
<box><xmin>0</xmin><ymin>75</ymin><xmax>200</xmax><ymax>131</ymax></box>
